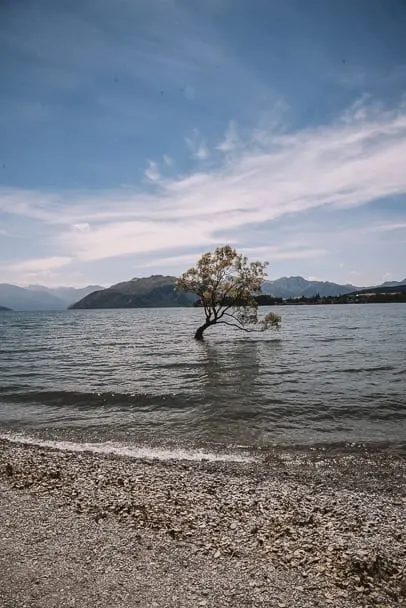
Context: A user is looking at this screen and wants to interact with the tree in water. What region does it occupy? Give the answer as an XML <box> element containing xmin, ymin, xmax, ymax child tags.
<box><xmin>176</xmin><ymin>245</ymin><xmax>281</xmax><ymax>340</ymax></box>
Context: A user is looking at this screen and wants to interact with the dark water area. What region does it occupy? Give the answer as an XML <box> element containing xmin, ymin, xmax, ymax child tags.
<box><xmin>0</xmin><ymin>305</ymin><xmax>405</xmax><ymax>451</ymax></box>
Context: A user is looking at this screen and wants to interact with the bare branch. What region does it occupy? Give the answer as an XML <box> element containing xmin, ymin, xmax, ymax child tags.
<box><xmin>217</xmin><ymin>320</ymin><xmax>266</xmax><ymax>333</ymax></box>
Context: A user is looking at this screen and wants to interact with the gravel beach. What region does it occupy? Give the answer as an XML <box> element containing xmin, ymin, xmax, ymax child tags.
<box><xmin>0</xmin><ymin>437</ymin><xmax>405</xmax><ymax>608</ymax></box>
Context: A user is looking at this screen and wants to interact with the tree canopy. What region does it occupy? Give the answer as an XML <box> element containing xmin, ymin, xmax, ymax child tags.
<box><xmin>176</xmin><ymin>245</ymin><xmax>281</xmax><ymax>340</ymax></box>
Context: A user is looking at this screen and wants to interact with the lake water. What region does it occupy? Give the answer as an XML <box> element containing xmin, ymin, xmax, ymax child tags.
<box><xmin>0</xmin><ymin>305</ymin><xmax>405</xmax><ymax>451</ymax></box>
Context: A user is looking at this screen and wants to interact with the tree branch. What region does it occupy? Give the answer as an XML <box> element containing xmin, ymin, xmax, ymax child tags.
<box><xmin>216</xmin><ymin>304</ymin><xmax>234</xmax><ymax>320</ymax></box>
<box><xmin>217</xmin><ymin>320</ymin><xmax>264</xmax><ymax>333</ymax></box>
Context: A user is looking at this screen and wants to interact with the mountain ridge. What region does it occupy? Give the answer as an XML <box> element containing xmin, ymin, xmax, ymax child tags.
<box><xmin>0</xmin><ymin>283</ymin><xmax>103</xmax><ymax>311</ymax></box>
<box><xmin>26</xmin><ymin>284</ymin><xmax>103</xmax><ymax>305</ymax></box>
<box><xmin>262</xmin><ymin>276</ymin><xmax>359</xmax><ymax>298</ymax></box>
<box><xmin>1</xmin><ymin>276</ymin><xmax>405</xmax><ymax>310</ymax></box>
<box><xmin>69</xmin><ymin>275</ymin><xmax>406</xmax><ymax>309</ymax></box>
<box><xmin>69</xmin><ymin>275</ymin><xmax>195</xmax><ymax>309</ymax></box>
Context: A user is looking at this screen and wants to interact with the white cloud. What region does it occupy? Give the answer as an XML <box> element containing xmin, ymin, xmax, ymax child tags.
<box><xmin>195</xmin><ymin>143</ymin><xmax>209</xmax><ymax>160</ymax></box>
<box><xmin>138</xmin><ymin>247</ymin><xmax>323</xmax><ymax>273</ymax></box>
<box><xmin>9</xmin><ymin>256</ymin><xmax>72</xmax><ymax>273</ymax></box>
<box><xmin>0</xmin><ymin>256</ymin><xmax>73</xmax><ymax>284</ymax></box>
<box><xmin>241</xmin><ymin>245</ymin><xmax>328</xmax><ymax>261</ymax></box>
<box><xmin>145</xmin><ymin>161</ymin><xmax>160</xmax><ymax>181</ymax></box>
<box><xmin>58</xmin><ymin>220</ymin><xmax>217</xmax><ymax>262</ymax></box>
<box><xmin>163</xmin><ymin>154</ymin><xmax>172</xmax><ymax>166</ymax></box>
<box><xmin>373</xmin><ymin>221</ymin><xmax>406</xmax><ymax>232</ymax></box>
<box><xmin>216</xmin><ymin>120</ymin><xmax>239</xmax><ymax>152</ymax></box>
<box><xmin>185</xmin><ymin>129</ymin><xmax>210</xmax><ymax>160</ymax></box>
<box><xmin>1</xmin><ymin>100</ymin><xmax>406</xmax><ymax>277</ymax></box>
<box><xmin>139</xmin><ymin>252</ymin><xmax>202</xmax><ymax>269</ymax></box>
<box><xmin>73</xmin><ymin>222</ymin><xmax>90</xmax><ymax>233</ymax></box>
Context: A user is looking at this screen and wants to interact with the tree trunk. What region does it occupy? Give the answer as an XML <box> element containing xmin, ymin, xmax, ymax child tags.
<box><xmin>194</xmin><ymin>320</ymin><xmax>214</xmax><ymax>340</ymax></box>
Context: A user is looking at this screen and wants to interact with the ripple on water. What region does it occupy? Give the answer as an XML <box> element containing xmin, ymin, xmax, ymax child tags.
<box><xmin>0</xmin><ymin>305</ymin><xmax>405</xmax><ymax>446</ymax></box>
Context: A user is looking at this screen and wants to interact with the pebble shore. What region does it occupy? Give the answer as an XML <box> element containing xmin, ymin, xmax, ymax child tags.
<box><xmin>1</xmin><ymin>437</ymin><xmax>405</xmax><ymax>608</ymax></box>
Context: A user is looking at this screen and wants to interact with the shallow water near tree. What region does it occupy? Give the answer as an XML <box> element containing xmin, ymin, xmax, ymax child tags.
<box><xmin>0</xmin><ymin>304</ymin><xmax>405</xmax><ymax>451</ymax></box>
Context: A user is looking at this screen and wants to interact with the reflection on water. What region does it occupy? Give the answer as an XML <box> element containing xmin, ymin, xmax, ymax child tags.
<box><xmin>197</xmin><ymin>339</ymin><xmax>263</xmax><ymax>443</ymax></box>
<box><xmin>0</xmin><ymin>305</ymin><xmax>405</xmax><ymax>447</ymax></box>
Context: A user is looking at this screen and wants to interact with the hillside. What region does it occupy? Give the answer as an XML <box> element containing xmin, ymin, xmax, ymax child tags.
<box><xmin>70</xmin><ymin>276</ymin><xmax>195</xmax><ymax>309</ymax></box>
<box><xmin>0</xmin><ymin>305</ymin><xmax>12</xmax><ymax>311</ymax></box>
<box><xmin>352</xmin><ymin>283</ymin><xmax>406</xmax><ymax>296</ymax></box>
<box><xmin>374</xmin><ymin>278</ymin><xmax>406</xmax><ymax>288</ymax></box>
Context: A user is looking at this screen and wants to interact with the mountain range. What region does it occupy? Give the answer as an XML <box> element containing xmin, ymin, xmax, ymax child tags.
<box><xmin>261</xmin><ymin>276</ymin><xmax>359</xmax><ymax>298</ymax></box>
<box><xmin>0</xmin><ymin>276</ymin><xmax>405</xmax><ymax>310</ymax></box>
<box><xmin>0</xmin><ymin>284</ymin><xmax>103</xmax><ymax>311</ymax></box>
<box><xmin>26</xmin><ymin>284</ymin><xmax>104</xmax><ymax>306</ymax></box>
<box><xmin>71</xmin><ymin>275</ymin><xmax>406</xmax><ymax>309</ymax></box>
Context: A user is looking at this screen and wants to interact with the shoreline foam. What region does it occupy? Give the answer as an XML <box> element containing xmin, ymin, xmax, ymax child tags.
<box><xmin>0</xmin><ymin>432</ymin><xmax>255</xmax><ymax>463</ymax></box>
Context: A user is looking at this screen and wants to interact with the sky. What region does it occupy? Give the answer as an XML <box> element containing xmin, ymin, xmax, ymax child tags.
<box><xmin>0</xmin><ymin>0</ymin><xmax>406</xmax><ymax>288</ymax></box>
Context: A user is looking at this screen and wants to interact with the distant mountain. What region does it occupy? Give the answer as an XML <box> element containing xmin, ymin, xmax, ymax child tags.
<box><xmin>70</xmin><ymin>275</ymin><xmax>195</xmax><ymax>309</ymax></box>
<box><xmin>0</xmin><ymin>305</ymin><xmax>12</xmax><ymax>311</ymax></box>
<box><xmin>3</xmin><ymin>275</ymin><xmax>404</xmax><ymax>311</ymax></box>
<box><xmin>27</xmin><ymin>284</ymin><xmax>104</xmax><ymax>306</ymax></box>
<box><xmin>0</xmin><ymin>284</ymin><xmax>67</xmax><ymax>311</ymax></box>
<box><xmin>0</xmin><ymin>284</ymin><xmax>103</xmax><ymax>311</ymax></box>
<box><xmin>71</xmin><ymin>274</ymin><xmax>406</xmax><ymax>308</ymax></box>
<box><xmin>352</xmin><ymin>283</ymin><xmax>406</xmax><ymax>296</ymax></box>
<box><xmin>370</xmin><ymin>278</ymin><xmax>406</xmax><ymax>289</ymax></box>
<box><xmin>262</xmin><ymin>276</ymin><xmax>359</xmax><ymax>298</ymax></box>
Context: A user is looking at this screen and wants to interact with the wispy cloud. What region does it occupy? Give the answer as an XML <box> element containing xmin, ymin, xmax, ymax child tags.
<box><xmin>0</xmin><ymin>256</ymin><xmax>73</xmax><ymax>285</ymax></box>
<box><xmin>185</xmin><ymin>129</ymin><xmax>210</xmax><ymax>160</ymax></box>
<box><xmin>9</xmin><ymin>256</ymin><xmax>72</xmax><ymax>273</ymax></box>
<box><xmin>368</xmin><ymin>221</ymin><xmax>406</xmax><ymax>232</ymax></box>
<box><xmin>195</xmin><ymin>144</ymin><xmax>209</xmax><ymax>160</ymax></box>
<box><xmin>73</xmin><ymin>222</ymin><xmax>91</xmax><ymax>233</ymax></box>
<box><xmin>241</xmin><ymin>245</ymin><xmax>328</xmax><ymax>261</ymax></box>
<box><xmin>216</xmin><ymin>120</ymin><xmax>240</xmax><ymax>152</ymax></box>
<box><xmin>1</xmin><ymin>100</ymin><xmax>406</xmax><ymax>284</ymax></box>
<box><xmin>145</xmin><ymin>161</ymin><xmax>160</xmax><ymax>182</ymax></box>
<box><xmin>58</xmin><ymin>220</ymin><xmax>217</xmax><ymax>262</ymax></box>
<box><xmin>141</xmin><ymin>244</ymin><xmax>327</xmax><ymax>270</ymax></box>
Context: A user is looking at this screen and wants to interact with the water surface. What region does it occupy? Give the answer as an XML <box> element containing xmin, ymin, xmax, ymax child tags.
<box><xmin>0</xmin><ymin>305</ymin><xmax>405</xmax><ymax>448</ymax></box>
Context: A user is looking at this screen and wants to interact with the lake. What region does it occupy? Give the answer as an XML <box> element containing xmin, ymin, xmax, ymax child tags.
<box><xmin>0</xmin><ymin>304</ymin><xmax>405</xmax><ymax>451</ymax></box>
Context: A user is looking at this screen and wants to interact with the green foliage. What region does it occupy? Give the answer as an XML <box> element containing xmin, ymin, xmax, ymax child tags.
<box><xmin>176</xmin><ymin>245</ymin><xmax>281</xmax><ymax>339</ymax></box>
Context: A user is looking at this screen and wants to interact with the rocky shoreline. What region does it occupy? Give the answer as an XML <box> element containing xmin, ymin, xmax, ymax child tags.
<box><xmin>1</xmin><ymin>438</ymin><xmax>405</xmax><ymax>607</ymax></box>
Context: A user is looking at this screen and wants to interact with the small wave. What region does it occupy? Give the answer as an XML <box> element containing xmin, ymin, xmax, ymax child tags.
<box><xmin>337</xmin><ymin>365</ymin><xmax>395</xmax><ymax>373</ymax></box>
<box><xmin>0</xmin><ymin>389</ymin><xmax>187</xmax><ymax>410</ymax></box>
<box><xmin>0</xmin><ymin>433</ymin><xmax>255</xmax><ymax>463</ymax></box>
<box><xmin>314</xmin><ymin>337</ymin><xmax>355</xmax><ymax>342</ymax></box>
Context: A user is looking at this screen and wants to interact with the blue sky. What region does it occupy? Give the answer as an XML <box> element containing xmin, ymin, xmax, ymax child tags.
<box><xmin>0</xmin><ymin>0</ymin><xmax>405</xmax><ymax>287</ymax></box>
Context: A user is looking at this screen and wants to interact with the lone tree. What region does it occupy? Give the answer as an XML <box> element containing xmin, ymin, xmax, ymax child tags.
<box><xmin>176</xmin><ymin>245</ymin><xmax>281</xmax><ymax>340</ymax></box>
